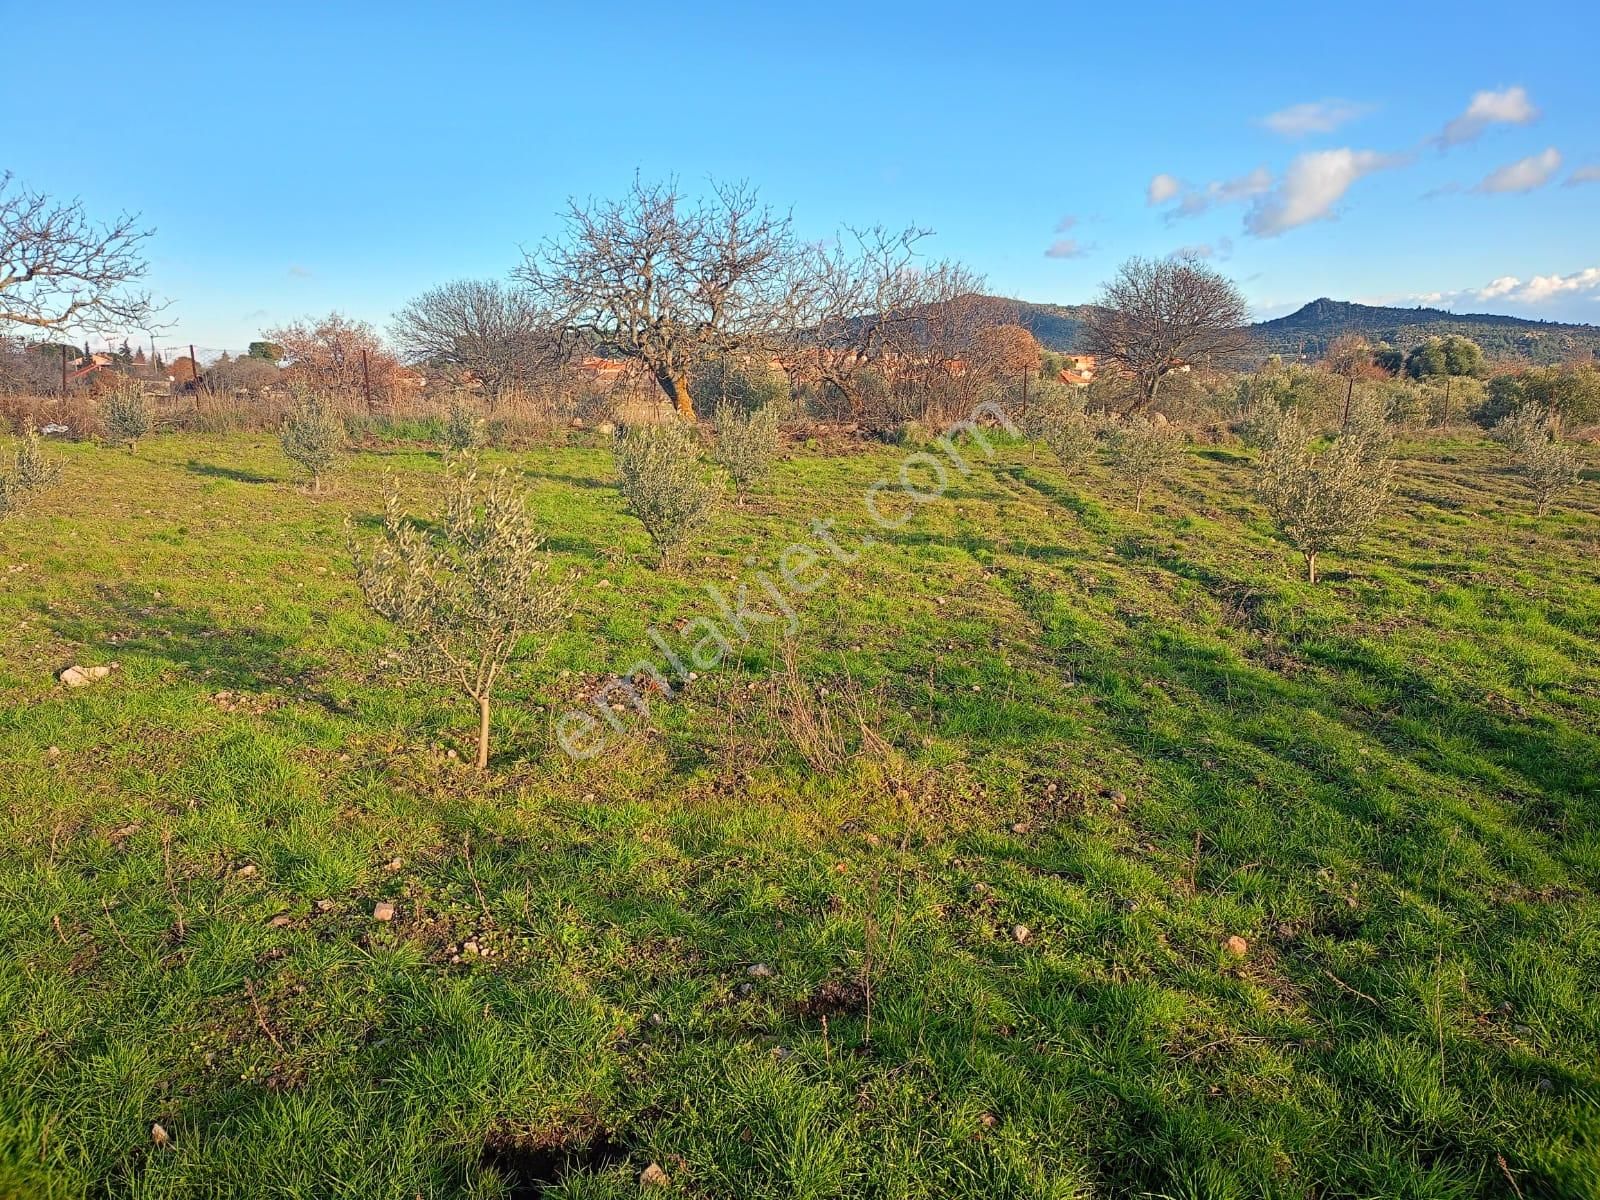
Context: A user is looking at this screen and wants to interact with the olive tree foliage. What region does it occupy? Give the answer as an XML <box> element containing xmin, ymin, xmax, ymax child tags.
<box><xmin>689</xmin><ymin>357</ymin><xmax>788</xmax><ymax>418</ymax></box>
<box><xmin>1404</xmin><ymin>335</ymin><xmax>1486</xmax><ymax>426</ymax></box>
<box><xmin>1494</xmin><ymin>406</ymin><xmax>1582</xmax><ymax>516</ymax></box>
<box><xmin>518</xmin><ymin>177</ymin><xmax>799</xmax><ymax>421</ymax></box>
<box><xmin>443</xmin><ymin>396</ymin><xmax>486</xmax><ymax>453</ymax></box>
<box><xmin>390</xmin><ymin>279</ymin><xmax>562</xmax><ymax>401</ymax></box>
<box><xmin>1080</xmin><ymin>255</ymin><xmax>1250</xmax><ymax>413</ymax></box>
<box><xmin>1106</xmin><ymin>415</ymin><xmax>1180</xmax><ymax>513</ymax></box>
<box><xmin>1</xmin><ymin>172</ymin><xmax>158</xmax><ymax>334</ymax></box>
<box><xmin>0</xmin><ymin>423</ymin><xmax>61</xmax><ymax>517</ymax></box>
<box><xmin>1478</xmin><ymin>364</ymin><xmax>1600</xmax><ymax>428</ymax></box>
<box><xmin>279</xmin><ymin>386</ymin><xmax>344</xmax><ymax>492</ymax></box>
<box><xmin>1036</xmin><ymin>395</ymin><xmax>1099</xmax><ymax>477</ymax></box>
<box><xmin>712</xmin><ymin>402</ymin><xmax>781</xmax><ymax>500</ymax></box>
<box><xmin>1256</xmin><ymin>415</ymin><xmax>1394</xmax><ymax>583</ymax></box>
<box><xmin>102</xmin><ymin>379</ymin><xmax>151</xmax><ymax>452</ymax></box>
<box><xmin>613</xmin><ymin>420</ymin><xmax>720</xmax><ymax>565</ymax></box>
<box><xmin>351</xmin><ymin>459</ymin><xmax>570</xmax><ymax>770</ymax></box>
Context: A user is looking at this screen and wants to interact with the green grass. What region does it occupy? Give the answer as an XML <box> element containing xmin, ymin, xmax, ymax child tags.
<box><xmin>0</xmin><ymin>429</ymin><xmax>1597</xmax><ymax>1198</ymax></box>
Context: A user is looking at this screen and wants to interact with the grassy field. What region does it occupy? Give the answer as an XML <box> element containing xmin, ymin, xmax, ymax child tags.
<box><xmin>0</xmin><ymin>427</ymin><xmax>1597</xmax><ymax>1199</ymax></box>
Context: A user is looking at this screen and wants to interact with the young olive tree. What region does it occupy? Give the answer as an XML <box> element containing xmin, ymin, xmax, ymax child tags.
<box><xmin>1039</xmin><ymin>406</ymin><xmax>1099</xmax><ymax>478</ymax></box>
<box><xmin>712</xmin><ymin>402</ymin><xmax>780</xmax><ymax>501</ymax></box>
<box><xmin>614</xmin><ymin>420</ymin><xmax>719</xmax><ymax>566</ymax></box>
<box><xmin>1106</xmin><ymin>415</ymin><xmax>1180</xmax><ymax>513</ymax></box>
<box><xmin>279</xmin><ymin>387</ymin><xmax>344</xmax><ymax>493</ymax></box>
<box><xmin>102</xmin><ymin>380</ymin><xmax>151</xmax><ymax>453</ymax></box>
<box><xmin>1256</xmin><ymin>416</ymin><xmax>1393</xmax><ymax>583</ymax></box>
<box><xmin>443</xmin><ymin>396</ymin><xmax>486</xmax><ymax>453</ymax></box>
<box><xmin>0</xmin><ymin>423</ymin><xmax>61</xmax><ymax>516</ymax></box>
<box><xmin>1495</xmin><ymin>406</ymin><xmax>1581</xmax><ymax>516</ymax></box>
<box><xmin>351</xmin><ymin>460</ymin><xmax>570</xmax><ymax>769</ymax></box>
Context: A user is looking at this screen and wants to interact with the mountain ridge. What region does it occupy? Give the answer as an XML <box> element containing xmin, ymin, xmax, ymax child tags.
<box><xmin>1005</xmin><ymin>296</ymin><xmax>1600</xmax><ymax>365</ymax></box>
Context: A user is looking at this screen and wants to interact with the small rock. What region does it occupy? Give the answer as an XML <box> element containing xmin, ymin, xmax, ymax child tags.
<box><xmin>747</xmin><ymin>962</ymin><xmax>774</xmax><ymax>978</ymax></box>
<box><xmin>316</xmin><ymin>899</ymin><xmax>334</xmax><ymax>912</ymax></box>
<box><xmin>387</xmin><ymin>857</ymin><xmax>403</xmax><ymax>871</ymax></box>
<box><xmin>151</xmin><ymin>1122</ymin><xmax>170</xmax><ymax>1147</ymax></box>
<box><xmin>268</xmin><ymin>914</ymin><xmax>292</xmax><ymax>928</ymax></box>
<box><xmin>978</xmin><ymin>1112</ymin><xmax>998</xmax><ymax>1128</ymax></box>
<box><xmin>1010</xmin><ymin>822</ymin><xmax>1030</xmax><ymax>835</ymax></box>
<box><xmin>639</xmin><ymin>1161</ymin><xmax>670</xmax><ymax>1188</ymax></box>
<box><xmin>45</xmin><ymin>746</ymin><xmax>61</xmax><ymax>760</ymax></box>
<box><xmin>1224</xmin><ymin>935</ymin><xmax>1248</xmax><ymax>958</ymax></box>
<box><xmin>373</xmin><ymin>901</ymin><xmax>396</xmax><ymax>922</ymax></box>
<box><xmin>235</xmin><ymin>864</ymin><xmax>257</xmax><ymax>878</ymax></box>
<box><xmin>1012</xmin><ymin>924</ymin><xmax>1031</xmax><ymax>944</ymax></box>
<box><xmin>58</xmin><ymin>664</ymin><xmax>113</xmax><ymax>688</ymax></box>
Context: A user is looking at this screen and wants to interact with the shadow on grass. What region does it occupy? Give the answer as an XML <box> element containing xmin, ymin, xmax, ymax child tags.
<box><xmin>185</xmin><ymin>460</ymin><xmax>278</xmax><ymax>485</ymax></box>
<box><xmin>520</xmin><ymin>469</ymin><xmax>613</xmax><ymax>492</ymax></box>
<box><xmin>998</xmin><ymin>464</ymin><xmax>1113</xmax><ymax>533</ymax></box>
<box><xmin>44</xmin><ymin>582</ymin><xmax>330</xmax><ymax>696</ymax></box>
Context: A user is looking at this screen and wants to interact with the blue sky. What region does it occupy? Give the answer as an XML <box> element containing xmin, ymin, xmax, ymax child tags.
<box><xmin>4</xmin><ymin>0</ymin><xmax>1596</xmax><ymax>354</ymax></box>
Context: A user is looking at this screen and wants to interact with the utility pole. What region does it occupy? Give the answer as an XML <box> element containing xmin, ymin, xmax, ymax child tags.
<box><xmin>60</xmin><ymin>345</ymin><xmax>68</xmax><ymax>395</ymax></box>
<box><xmin>190</xmin><ymin>343</ymin><xmax>200</xmax><ymax>391</ymax></box>
<box><xmin>361</xmin><ymin>348</ymin><xmax>372</xmax><ymax>412</ymax></box>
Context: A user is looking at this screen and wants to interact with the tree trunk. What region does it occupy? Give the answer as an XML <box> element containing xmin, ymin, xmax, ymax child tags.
<box><xmin>1306</xmin><ymin>551</ymin><xmax>1318</xmax><ymax>584</ymax></box>
<box><xmin>1342</xmin><ymin>378</ymin><xmax>1354</xmax><ymax>428</ymax></box>
<box><xmin>476</xmin><ymin>695</ymin><xmax>492</xmax><ymax>770</ymax></box>
<box><xmin>656</xmin><ymin>367</ymin><xmax>695</xmax><ymax>421</ymax></box>
<box><xmin>312</xmin><ymin>472</ymin><xmax>321</xmax><ymax>495</ymax></box>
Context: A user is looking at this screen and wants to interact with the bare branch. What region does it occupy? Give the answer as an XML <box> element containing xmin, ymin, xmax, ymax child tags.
<box><xmin>0</xmin><ymin>171</ymin><xmax>159</xmax><ymax>335</ymax></box>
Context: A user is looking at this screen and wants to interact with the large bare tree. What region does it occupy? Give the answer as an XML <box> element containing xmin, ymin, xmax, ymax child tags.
<box><xmin>390</xmin><ymin>279</ymin><xmax>563</xmax><ymax>400</ymax></box>
<box><xmin>1</xmin><ymin>172</ymin><xmax>158</xmax><ymax>334</ymax></box>
<box><xmin>773</xmin><ymin>226</ymin><xmax>992</xmax><ymax>423</ymax></box>
<box><xmin>1080</xmin><ymin>255</ymin><xmax>1250</xmax><ymax>412</ymax></box>
<box><xmin>266</xmin><ymin>312</ymin><xmax>399</xmax><ymax>402</ymax></box>
<box><xmin>517</xmin><ymin>177</ymin><xmax>797</xmax><ymax>420</ymax></box>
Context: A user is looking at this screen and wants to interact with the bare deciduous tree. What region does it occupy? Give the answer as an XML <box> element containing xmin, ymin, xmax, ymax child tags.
<box><xmin>1323</xmin><ymin>334</ymin><xmax>1376</xmax><ymax>428</ymax></box>
<box><xmin>1</xmin><ymin>172</ymin><xmax>158</xmax><ymax>334</ymax></box>
<box><xmin>1081</xmin><ymin>255</ymin><xmax>1250</xmax><ymax>413</ymax></box>
<box><xmin>266</xmin><ymin>312</ymin><xmax>398</xmax><ymax>403</ymax></box>
<box><xmin>773</xmin><ymin>226</ymin><xmax>993</xmax><ymax>425</ymax></box>
<box><xmin>518</xmin><ymin>177</ymin><xmax>798</xmax><ymax>420</ymax></box>
<box><xmin>390</xmin><ymin>280</ymin><xmax>563</xmax><ymax>402</ymax></box>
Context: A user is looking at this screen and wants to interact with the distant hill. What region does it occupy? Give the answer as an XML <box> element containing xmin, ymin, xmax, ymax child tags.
<box><xmin>1005</xmin><ymin>295</ymin><xmax>1600</xmax><ymax>366</ymax></box>
<box><xmin>1251</xmin><ymin>298</ymin><xmax>1600</xmax><ymax>364</ymax></box>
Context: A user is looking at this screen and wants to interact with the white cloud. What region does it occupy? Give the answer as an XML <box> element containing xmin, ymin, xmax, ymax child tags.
<box><xmin>1169</xmin><ymin>237</ymin><xmax>1234</xmax><ymax>261</ymax></box>
<box><xmin>1054</xmin><ymin>214</ymin><xmax>1079</xmax><ymax>232</ymax></box>
<box><xmin>1564</xmin><ymin>164</ymin><xmax>1600</xmax><ymax>188</ymax></box>
<box><xmin>1156</xmin><ymin>166</ymin><xmax>1273</xmax><ymax>220</ymax></box>
<box><xmin>1475</xmin><ymin>147</ymin><xmax>1562</xmax><ymax>194</ymax></box>
<box><xmin>1044</xmin><ymin>238</ymin><xmax>1091</xmax><ymax>260</ymax></box>
<box><xmin>1147</xmin><ymin>173</ymin><xmax>1182</xmax><ymax>205</ymax></box>
<box><xmin>1245</xmin><ymin>148</ymin><xmax>1401</xmax><ymax>237</ymax></box>
<box><xmin>1438</xmin><ymin>86</ymin><xmax>1539</xmax><ymax>147</ymax></box>
<box><xmin>1399</xmin><ymin>267</ymin><xmax>1600</xmax><ymax>308</ymax></box>
<box><xmin>1490</xmin><ymin>267</ymin><xmax>1600</xmax><ymax>304</ymax></box>
<box><xmin>1260</xmin><ymin>99</ymin><xmax>1374</xmax><ymax>137</ymax></box>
